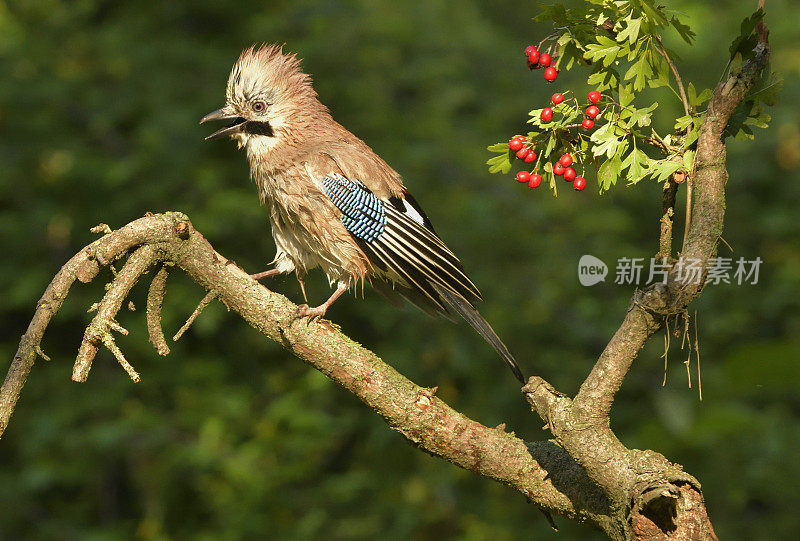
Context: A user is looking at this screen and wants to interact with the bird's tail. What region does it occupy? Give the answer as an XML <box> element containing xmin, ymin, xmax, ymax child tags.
<box><xmin>431</xmin><ymin>282</ymin><xmax>526</xmax><ymax>384</ymax></box>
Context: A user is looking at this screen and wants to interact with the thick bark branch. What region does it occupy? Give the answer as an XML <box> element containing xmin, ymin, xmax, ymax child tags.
<box><xmin>523</xmin><ymin>20</ymin><xmax>770</xmax><ymax>541</ymax></box>
<box><xmin>0</xmin><ymin>212</ymin><xmax>614</xmax><ymax>532</ymax></box>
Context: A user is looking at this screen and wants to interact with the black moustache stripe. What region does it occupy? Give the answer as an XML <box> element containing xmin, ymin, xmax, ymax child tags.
<box><xmin>243</xmin><ymin>121</ymin><xmax>274</xmax><ymax>137</ymax></box>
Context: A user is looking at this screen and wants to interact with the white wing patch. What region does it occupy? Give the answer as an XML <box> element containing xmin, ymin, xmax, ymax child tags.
<box><xmin>400</xmin><ymin>198</ymin><xmax>426</xmax><ymax>226</ymax></box>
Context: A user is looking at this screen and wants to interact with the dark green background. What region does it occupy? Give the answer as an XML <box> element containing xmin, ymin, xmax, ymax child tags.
<box><xmin>1</xmin><ymin>1</ymin><xmax>798</xmax><ymax>539</ymax></box>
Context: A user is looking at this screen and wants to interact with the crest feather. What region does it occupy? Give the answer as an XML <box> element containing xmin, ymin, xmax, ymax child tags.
<box><xmin>226</xmin><ymin>43</ymin><xmax>317</xmax><ymax>103</ymax></box>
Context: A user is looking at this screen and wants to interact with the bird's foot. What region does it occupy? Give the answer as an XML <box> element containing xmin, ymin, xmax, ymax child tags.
<box><xmin>293</xmin><ymin>283</ymin><xmax>347</xmax><ymax>323</ymax></box>
<box><xmin>295</xmin><ymin>303</ymin><xmax>328</xmax><ymax>321</ymax></box>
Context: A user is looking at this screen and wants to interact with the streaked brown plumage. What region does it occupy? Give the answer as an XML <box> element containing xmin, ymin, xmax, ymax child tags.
<box><xmin>201</xmin><ymin>44</ymin><xmax>525</xmax><ymax>382</ymax></box>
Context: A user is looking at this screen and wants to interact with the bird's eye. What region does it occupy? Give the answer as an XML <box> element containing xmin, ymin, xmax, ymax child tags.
<box><xmin>251</xmin><ymin>100</ymin><xmax>266</xmax><ymax>113</ymax></box>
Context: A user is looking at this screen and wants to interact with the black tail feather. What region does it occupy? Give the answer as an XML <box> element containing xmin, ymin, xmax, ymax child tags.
<box><xmin>431</xmin><ymin>282</ymin><xmax>525</xmax><ymax>383</ymax></box>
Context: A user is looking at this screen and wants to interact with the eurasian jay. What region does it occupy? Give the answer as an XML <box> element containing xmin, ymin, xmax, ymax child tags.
<box><xmin>201</xmin><ymin>45</ymin><xmax>524</xmax><ymax>383</ymax></box>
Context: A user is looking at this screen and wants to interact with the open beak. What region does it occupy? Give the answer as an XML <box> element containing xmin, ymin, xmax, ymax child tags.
<box><xmin>200</xmin><ymin>107</ymin><xmax>247</xmax><ymax>140</ymax></box>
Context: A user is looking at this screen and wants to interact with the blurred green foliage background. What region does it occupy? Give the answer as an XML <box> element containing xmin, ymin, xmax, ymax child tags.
<box><xmin>1</xmin><ymin>1</ymin><xmax>798</xmax><ymax>539</ymax></box>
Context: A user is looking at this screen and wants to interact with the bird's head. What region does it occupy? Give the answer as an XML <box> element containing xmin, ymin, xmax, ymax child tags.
<box><xmin>201</xmin><ymin>44</ymin><xmax>325</xmax><ymax>147</ymax></box>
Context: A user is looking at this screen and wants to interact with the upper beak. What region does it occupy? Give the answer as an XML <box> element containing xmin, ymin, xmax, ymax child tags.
<box><xmin>200</xmin><ymin>107</ymin><xmax>246</xmax><ymax>140</ymax></box>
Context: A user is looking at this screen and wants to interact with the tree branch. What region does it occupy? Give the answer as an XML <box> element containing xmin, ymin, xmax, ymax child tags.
<box><xmin>658</xmin><ymin>177</ymin><xmax>680</xmax><ymax>261</ymax></box>
<box><xmin>654</xmin><ymin>36</ymin><xmax>691</xmax><ymax>117</ymax></box>
<box><xmin>146</xmin><ymin>263</ymin><xmax>171</xmax><ymax>356</ymax></box>
<box><xmin>0</xmin><ymin>212</ymin><xmax>616</xmax><ymax>533</ymax></box>
<box><xmin>523</xmin><ymin>18</ymin><xmax>770</xmax><ymax>540</ymax></box>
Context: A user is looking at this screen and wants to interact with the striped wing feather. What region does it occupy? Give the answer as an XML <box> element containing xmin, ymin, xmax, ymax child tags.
<box><xmin>320</xmin><ymin>173</ymin><xmax>525</xmax><ymax>383</ymax></box>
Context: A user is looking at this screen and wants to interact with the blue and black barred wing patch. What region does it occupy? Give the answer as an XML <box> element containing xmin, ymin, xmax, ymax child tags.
<box><xmin>322</xmin><ymin>174</ymin><xmax>521</xmax><ymax>382</ymax></box>
<box><xmin>322</xmin><ymin>173</ymin><xmax>386</xmax><ymax>243</ymax></box>
<box><xmin>322</xmin><ymin>173</ymin><xmax>481</xmax><ymax>311</ymax></box>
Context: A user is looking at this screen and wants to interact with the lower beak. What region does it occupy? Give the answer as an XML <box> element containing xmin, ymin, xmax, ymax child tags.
<box><xmin>200</xmin><ymin>107</ymin><xmax>247</xmax><ymax>140</ymax></box>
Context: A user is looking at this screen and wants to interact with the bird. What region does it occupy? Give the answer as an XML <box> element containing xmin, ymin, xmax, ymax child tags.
<box><xmin>201</xmin><ymin>44</ymin><xmax>525</xmax><ymax>383</ymax></box>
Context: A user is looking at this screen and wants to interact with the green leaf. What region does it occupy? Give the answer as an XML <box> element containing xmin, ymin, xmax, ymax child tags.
<box><xmin>683</xmin><ymin>126</ymin><xmax>699</xmax><ymax>149</ymax></box>
<box><xmin>584</xmin><ymin>35</ymin><xmax>626</xmax><ymax>67</ymax></box>
<box><xmin>640</xmin><ymin>0</ymin><xmax>668</xmax><ymax>27</ymax></box>
<box><xmin>744</xmin><ymin>111</ymin><xmax>771</xmax><ymax>129</ymax></box>
<box><xmin>590</xmin><ymin>122</ymin><xmax>624</xmax><ymax>159</ymax></box>
<box><xmin>618</xmin><ymin>83</ymin><xmax>634</xmax><ymax>108</ymax></box>
<box><xmin>687</xmin><ymin>83</ymin><xmax>713</xmax><ymax>107</ymax></box>
<box><xmin>543</xmin><ymin>134</ymin><xmax>556</xmax><ymax>158</ymax></box>
<box><xmin>647</xmin><ymin>57</ymin><xmax>671</xmax><ymax>89</ymax></box>
<box><xmin>487</xmin><ymin>143</ymin><xmax>508</xmax><ymax>153</ymax></box>
<box><xmin>617</xmin><ymin>13</ymin><xmax>642</xmax><ymax>44</ymax></box>
<box><xmin>724</xmin><ymin>97</ymin><xmax>772</xmax><ymax>140</ymax></box>
<box><xmin>728</xmin><ymin>8</ymin><xmax>764</xmax><ymax>58</ymax></box>
<box><xmin>670</xmin><ymin>15</ymin><xmax>696</xmax><ymax>44</ymax></box>
<box><xmin>624</xmin><ymin>55</ymin><xmax>654</xmax><ymax>92</ymax></box>
<box><xmin>683</xmin><ymin>150</ymin><xmax>695</xmax><ymax>172</ymax></box>
<box><xmin>747</xmin><ymin>72</ymin><xmax>784</xmax><ymax>106</ymax></box>
<box><xmin>534</xmin><ymin>3</ymin><xmax>569</xmax><ymax>26</ymax></box>
<box><xmin>597</xmin><ymin>153</ymin><xmax>622</xmax><ymax>191</ymax></box>
<box><xmin>486</xmin><ymin>152</ymin><xmax>513</xmax><ymax>174</ymax></box>
<box><xmin>674</xmin><ymin>114</ymin><xmax>695</xmax><ymax>132</ymax></box>
<box><xmin>587</xmin><ymin>67</ymin><xmax>621</xmax><ymax>91</ymax></box>
<box><xmin>625</xmin><ymin>102</ymin><xmax>658</xmax><ymax>128</ymax></box>
<box><xmin>622</xmin><ymin>146</ymin><xmax>651</xmax><ymax>183</ymax></box>
<box><xmin>555</xmin><ymin>37</ymin><xmax>583</xmax><ymax>70</ymax></box>
<box><xmin>649</xmin><ymin>159</ymin><xmax>682</xmax><ymax>182</ymax></box>
<box><xmin>728</xmin><ymin>52</ymin><xmax>744</xmax><ymax>75</ymax></box>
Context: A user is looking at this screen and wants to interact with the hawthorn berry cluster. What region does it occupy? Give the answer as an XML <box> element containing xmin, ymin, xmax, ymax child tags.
<box><xmin>524</xmin><ymin>45</ymin><xmax>558</xmax><ymax>83</ymax></box>
<box><xmin>510</xmin><ymin>138</ymin><xmax>586</xmax><ymax>191</ymax></box>
<box><xmin>505</xmin><ymin>45</ymin><xmax>607</xmax><ymax>192</ymax></box>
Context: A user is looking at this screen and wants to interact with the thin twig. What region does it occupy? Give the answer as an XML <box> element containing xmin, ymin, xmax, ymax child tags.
<box><xmin>146</xmin><ymin>264</ymin><xmax>171</xmax><ymax>356</ymax></box>
<box><xmin>684</xmin><ymin>346</ymin><xmax>692</xmax><ymax>389</ymax></box>
<box><xmin>695</xmin><ymin>310</ymin><xmax>703</xmax><ymax>401</ymax></box>
<box><xmin>1</xmin><ymin>212</ymin><xmax>191</xmax><ymax>438</ymax></box>
<box><xmin>641</xmin><ymin>136</ymin><xmax>671</xmax><ymax>155</ymax></box>
<box><xmin>658</xmin><ymin>177</ymin><xmax>679</xmax><ymax>261</ymax></box>
<box><xmin>662</xmin><ymin>329</ymin><xmax>669</xmax><ymax>386</ymax></box>
<box><xmin>102</xmin><ymin>334</ymin><xmax>140</xmax><ymax>383</ymax></box>
<box><xmin>718</xmin><ymin>236</ymin><xmax>734</xmax><ymax>253</ymax></box>
<box><xmin>90</xmin><ymin>223</ymin><xmax>113</xmax><ymax>235</ymax></box>
<box><xmin>72</xmin><ymin>245</ymin><xmax>158</xmax><ymax>382</ymax></box>
<box><xmin>654</xmin><ymin>36</ymin><xmax>690</xmax><ymax>116</ymax></box>
<box><xmin>173</xmin><ymin>290</ymin><xmax>218</xmax><ymax>341</ymax></box>
<box><xmin>34</xmin><ymin>345</ymin><xmax>51</xmax><ymax>362</ymax></box>
<box><xmin>682</xmin><ymin>191</ymin><xmax>693</xmax><ymax>248</ymax></box>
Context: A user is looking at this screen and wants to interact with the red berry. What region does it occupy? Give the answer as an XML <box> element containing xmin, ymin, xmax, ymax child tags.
<box><xmin>588</xmin><ymin>90</ymin><xmax>602</xmax><ymax>104</ymax></box>
<box><xmin>582</xmin><ymin>118</ymin><xmax>595</xmax><ymax>130</ymax></box>
<box><xmin>573</xmin><ymin>176</ymin><xmax>587</xmax><ymax>191</ymax></box>
<box><xmin>524</xmin><ymin>45</ymin><xmax>538</xmax><ymax>56</ymax></box>
<box><xmin>538</xmin><ymin>53</ymin><xmax>552</xmax><ymax>67</ymax></box>
<box><xmin>551</xmin><ymin>93</ymin><xmax>564</xmax><ymax>105</ymax></box>
<box><xmin>559</xmin><ymin>154</ymin><xmax>573</xmax><ymax>167</ymax></box>
<box><xmin>527</xmin><ymin>50</ymin><xmax>540</xmax><ymax>64</ymax></box>
<box><xmin>516</xmin><ymin>171</ymin><xmax>531</xmax><ymax>183</ymax></box>
<box><xmin>553</xmin><ymin>162</ymin><xmax>565</xmax><ymax>176</ymax></box>
<box><xmin>508</xmin><ymin>137</ymin><xmax>524</xmax><ymax>151</ymax></box>
<box><xmin>563</xmin><ymin>167</ymin><xmax>576</xmax><ymax>181</ymax></box>
<box><xmin>516</xmin><ymin>148</ymin><xmax>530</xmax><ymax>160</ymax></box>
<box><xmin>586</xmin><ymin>105</ymin><xmax>600</xmax><ymax>119</ymax></box>
<box><xmin>543</xmin><ymin>67</ymin><xmax>558</xmax><ymax>82</ymax></box>
<box><xmin>523</xmin><ymin>150</ymin><xmax>537</xmax><ymax>163</ymax></box>
<box><xmin>540</xmin><ymin>108</ymin><xmax>554</xmax><ymax>122</ymax></box>
<box><xmin>528</xmin><ymin>174</ymin><xmax>542</xmax><ymax>188</ymax></box>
